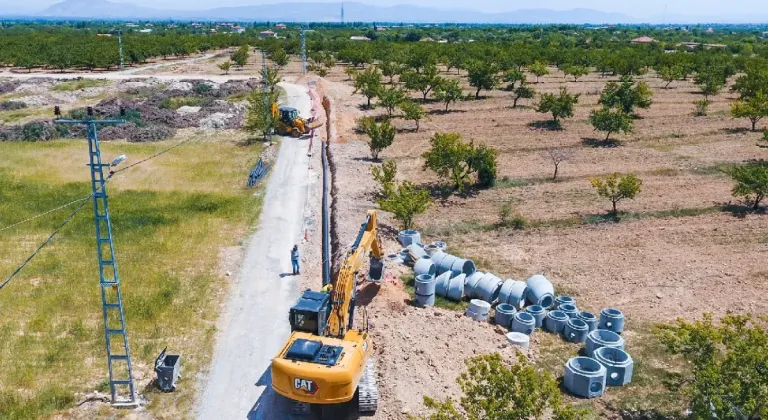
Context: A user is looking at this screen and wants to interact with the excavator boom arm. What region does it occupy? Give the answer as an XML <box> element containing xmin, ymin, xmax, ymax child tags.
<box><xmin>327</xmin><ymin>210</ymin><xmax>382</xmax><ymax>338</ymax></box>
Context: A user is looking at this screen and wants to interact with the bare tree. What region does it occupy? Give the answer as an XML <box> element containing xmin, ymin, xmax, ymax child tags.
<box><xmin>546</xmin><ymin>149</ymin><xmax>572</xmax><ymax>181</ymax></box>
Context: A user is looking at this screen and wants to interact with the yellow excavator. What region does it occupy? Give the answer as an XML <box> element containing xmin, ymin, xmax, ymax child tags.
<box><xmin>271</xmin><ymin>210</ymin><xmax>384</xmax><ymax>419</ymax></box>
<box><xmin>272</xmin><ymin>103</ymin><xmax>323</xmax><ymax>137</ymax></box>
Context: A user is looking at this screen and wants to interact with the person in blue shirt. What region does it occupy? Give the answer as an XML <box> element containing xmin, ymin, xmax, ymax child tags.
<box><xmin>291</xmin><ymin>245</ymin><xmax>300</xmax><ymax>275</ymax></box>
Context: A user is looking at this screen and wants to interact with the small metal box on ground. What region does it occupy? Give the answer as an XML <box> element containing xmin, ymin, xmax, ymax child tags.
<box><xmin>155</xmin><ymin>348</ymin><xmax>181</xmax><ymax>392</ymax></box>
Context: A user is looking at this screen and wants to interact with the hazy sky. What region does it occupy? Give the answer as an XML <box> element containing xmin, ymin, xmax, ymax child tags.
<box><xmin>3</xmin><ymin>0</ymin><xmax>768</xmax><ymax>18</ymax></box>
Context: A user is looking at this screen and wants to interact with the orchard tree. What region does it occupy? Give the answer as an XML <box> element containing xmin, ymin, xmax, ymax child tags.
<box><xmin>590</xmin><ymin>172</ymin><xmax>643</xmax><ymax>214</ymax></box>
<box><xmin>466</xmin><ymin>60</ymin><xmax>499</xmax><ymax>99</ymax></box>
<box><xmin>536</xmin><ymin>87</ymin><xmax>580</xmax><ymax>124</ymax></box>
<box><xmin>658</xmin><ymin>65</ymin><xmax>683</xmax><ymax>89</ymax></box>
<box><xmin>245</xmin><ymin>90</ymin><xmax>279</xmax><ymax>141</ymax></box>
<box><xmin>344</xmin><ymin>66</ymin><xmax>358</xmax><ymax>81</ymax></box>
<box><xmin>360</xmin><ymin>117</ymin><xmax>396</xmax><ymax>160</ymax></box>
<box><xmin>656</xmin><ymin>313</ymin><xmax>768</xmax><ymax>419</ymax></box>
<box><xmin>727</xmin><ymin>161</ymin><xmax>768</xmax><ymax>209</ymax></box>
<box><xmin>354</xmin><ymin>67</ymin><xmax>383</xmax><ymax>108</ymax></box>
<box><xmin>377</xmin><ymin>180</ymin><xmax>431</xmax><ymax>230</ymax></box>
<box><xmin>399</xmin><ymin>100</ymin><xmax>428</xmax><ymax>132</ymax></box>
<box><xmin>528</xmin><ymin>61</ymin><xmax>549</xmax><ymax>83</ymax></box>
<box><xmin>512</xmin><ymin>84</ymin><xmax>535</xmax><ymax>108</ymax></box>
<box><xmin>731</xmin><ymin>92</ymin><xmax>768</xmax><ymax>131</ymax></box>
<box><xmin>270</xmin><ymin>49</ymin><xmax>290</xmax><ymax>68</ymax></box>
<box><xmin>218</xmin><ymin>61</ymin><xmax>232</xmax><ymax>75</ymax></box>
<box><xmin>401</xmin><ymin>65</ymin><xmax>443</xmax><ymax>100</ymax></box>
<box><xmin>467</xmin><ymin>144</ymin><xmax>499</xmax><ymax>188</ymax></box>
<box><xmin>377</xmin><ymin>86</ymin><xmax>407</xmax><ymax>118</ymax></box>
<box><xmin>731</xmin><ymin>62</ymin><xmax>768</xmax><ymax>99</ymax></box>
<box><xmin>418</xmin><ymin>353</ymin><xmax>587</xmax><ymax>420</ymax></box>
<box><xmin>422</xmin><ymin>132</ymin><xmax>474</xmax><ymax>192</ymax></box>
<box><xmin>264</xmin><ymin>67</ymin><xmax>280</xmax><ymax>94</ymax></box>
<box><xmin>599</xmin><ymin>76</ymin><xmax>653</xmax><ymax>115</ymax></box>
<box><xmin>434</xmin><ymin>79</ymin><xmax>463</xmax><ymax>112</ymax></box>
<box><xmin>231</xmin><ymin>45</ymin><xmax>250</xmax><ymax>68</ymax></box>
<box><xmin>564</xmin><ymin>65</ymin><xmax>589</xmax><ymax>81</ymax></box>
<box><xmin>371</xmin><ymin>160</ymin><xmax>397</xmax><ymax>198</ymax></box>
<box><xmin>695</xmin><ymin>67</ymin><xmax>727</xmax><ymax>101</ymax></box>
<box><xmin>503</xmin><ymin>69</ymin><xmax>525</xmax><ymax>90</ymax></box>
<box><xmin>546</xmin><ymin>148</ymin><xmax>572</xmax><ymax>181</ymax></box>
<box><xmin>589</xmin><ymin>108</ymin><xmax>633</xmax><ymax>141</ymax></box>
<box><xmin>379</xmin><ymin>60</ymin><xmax>402</xmax><ymax>84</ymax></box>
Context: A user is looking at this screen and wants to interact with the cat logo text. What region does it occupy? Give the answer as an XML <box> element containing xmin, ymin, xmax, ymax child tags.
<box><xmin>294</xmin><ymin>378</ymin><xmax>318</xmax><ymax>395</ymax></box>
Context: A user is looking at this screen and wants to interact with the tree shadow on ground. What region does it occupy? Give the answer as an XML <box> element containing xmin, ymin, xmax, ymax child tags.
<box><xmin>720</xmin><ymin>202</ymin><xmax>766</xmax><ymax>218</ymax></box>
<box><xmin>527</xmin><ymin>120</ymin><xmax>563</xmax><ymax>131</ymax></box>
<box><xmin>722</xmin><ymin>127</ymin><xmax>750</xmax><ymax>134</ymax></box>
<box><xmin>423</xmin><ymin>181</ymin><xmax>481</xmax><ymax>202</ymax></box>
<box><xmin>582</xmin><ymin>137</ymin><xmax>622</xmax><ymax>148</ymax></box>
<box><xmin>428</xmin><ymin>109</ymin><xmax>467</xmax><ymax>116</ymax></box>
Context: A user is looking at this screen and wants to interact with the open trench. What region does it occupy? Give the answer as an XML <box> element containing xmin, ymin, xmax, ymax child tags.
<box><xmin>321</xmin><ymin>96</ymin><xmax>342</xmax><ymax>283</ymax></box>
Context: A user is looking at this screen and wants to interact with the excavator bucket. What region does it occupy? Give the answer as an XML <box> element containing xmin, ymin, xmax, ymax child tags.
<box><xmin>307</xmin><ymin>120</ymin><xmax>324</xmax><ymax>130</ymax></box>
<box><xmin>368</xmin><ymin>258</ymin><xmax>384</xmax><ymax>283</ymax></box>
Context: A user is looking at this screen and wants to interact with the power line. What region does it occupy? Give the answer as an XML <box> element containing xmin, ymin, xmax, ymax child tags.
<box><xmin>0</xmin><ymin>195</ymin><xmax>92</xmax><ymax>234</ymax></box>
<box><xmin>111</xmin><ymin>138</ymin><xmax>193</xmax><ymax>175</ymax></box>
<box><xmin>0</xmin><ymin>196</ymin><xmax>91</xmax><ymax>291</ymax></box>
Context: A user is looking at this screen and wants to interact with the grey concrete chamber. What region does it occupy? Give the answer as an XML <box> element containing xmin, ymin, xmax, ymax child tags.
<box><xmin>559</xmin><ymin>303</ymin><xmax>579</xmax><ymax>319</ymax></box>
<box><xmin>576</xmin><ymin>311</ymin><xmax>598</xmax><ymax>332</ymax></box>
<box><xmin>564</xmin><ymin>318</ymin><xmax>590</xmax><ymax>343</ymax></box>
<box><xmin>554</xmin><ymin>295</ymin><xmax>575</xmax><ymax>309</ymax></box>
<box><xmin>413</xmin><ymin>255</ymin><xmax>436</xmax><ymax>277</ymax></box>
<box><xmin>398</xmin><ymin>229</ymin><xmax>421</xmax><ymax>247</ymax></box>
<box><xmin>564</xmin><ymin>357</ymin><xmax>607</xmax><ymax>398</ymax></box>
<box><xmin>498</xmin><ymin>279</ymin><xmax>528</xmax><ymax>309</ymax></box>
<box><xmin>464</xmin><ymin>271</ymin><xmax>485</xmax><ymax>298</ymax></box>
<box><xmin>585</xmin><ymin>329</ymin><xmax>625</xmax><ymax>357</ymax></box>
<box><xmin>446</xmin><ymin>274</ymin><xmax>465</xmax><ymax>301</ymax></box>
<box><xmin>414</xmin><ymin>292</ymin><xmax>435</xmax><ymax>307</ymax></box>
<box><xmin>544</xmin><ymin>310</ymin><xmax>569</xmax><ymax>333</ymax></box>
<box><xmin>525</xmin><ymin>305</ymin><xmax>547</xmax><ymax>329</ymax></box>
<box><xmin>594</xmin><ymin>347</ymin><xmax>634</xmax><ymax>387</ymax></box>
<box><xmin>511</xmin><ymin>312</ymin><xmax>536</xmax><ymax>335</ymax></box>
<box><xmin>505</xmin><ymin>332</ymin><xmax>530</xmax><ymax>348</ymax></box>
<box><xmin>434</xmin><ymin>271</ymin><xmax>452</xmax><ymax>298</ymax></box>
<box><xmin>599</xmin><ymin>308</ymin><xmax>625</xmax><ymax>334</ymax></box>
<box><xmin>414</xmin><ymin>274</ymin><xmax>437</xmax><ymax>296</ymax></box>
<box><xmin>466</xmin><ymin>299</ymin><xmax>491</xmax><ymax>322</ymax></box>
<box><xmin>525</xmin><ymin>274</ymin><xmax>555</xmax><ymax>308</ymax></box>
<box><xmin>494</xmin><ymin>303</ymin><xmax>517</xmax><ymax>328</ymax></box>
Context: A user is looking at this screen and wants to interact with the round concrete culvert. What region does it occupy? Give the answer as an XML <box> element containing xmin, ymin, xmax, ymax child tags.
<box><xmin>450</xmin><ymin>257</ymin><xmax>476</xmax><ymax>277</ymax></box>
<box><xmin>554</xmin><ymin>295</ymin><xmax>575</xmax><ymax>309</ymax></box>
<box><xmin>525</xmin><ymin>274</ymin><xmax>554</xmax><ymax>308</ymax></box>
<box><xmin>446</xmin><ymin>274</ymin><xmax>465</xmax><ymax>301</ymax></box>
<box><xmin>472</xmin><ymin>273</ymin><xmax>503</xmax><ymax>303</ymax></box>
<box><xmin>435</xmin><ymin>253</ymin><xmax>459</xmax><ymax>275</ymax></box>
<box><xmin>424</xmin><ymin>244</ymin><xmax>440</xmax><ymax>256</ymax></box>
<box><xmin>525</xmin><ymin>305</ymin><xmax>547</xmax><ymax>329</ymax></box>
<box><xmin>464</xmin><ymin>271</ymin><xmax>485</xmax><ymax>298</ymax></box>
<box><xmin>594</xmin><ymin>347</ymin><xmax>634</xmax><ymax>386</ymax></box>
<box><xmin>414</xmin><ymin>293</ymin><xmax>435</xmax><ymax>307</ymax></box>
<box><xmin>434</xmin><ymin>271</ymin><xmax>452</xmax><ymax>298</ymax></box>
<box><xmin>563</xmin><ymin>318</ymin><xmax>590</xmax><ymax>343</ymax></box>
<box><xmin>599</xmin><ymin>308</ymin><xmax>625</xmax><ymax>334</ymax></box>
<box><xmin>559</xmin><ymin>304</ymin><xmax>579</xmax><ymax>319</ymax></box>
<box><xmin>466</xmin><ymin>299</ymin><xmax>491</xmax><ymax>322</ymax></box>
<box><xmin>413</xmin><ymin>256</ymin><xmax>436</xmax><ymax>277</ymax></box>
<box><xmin>564</xmin><ymin>357</ymin><xmax>607</xmax><ymax>398</ymax></box>
<box><xmin>585</xmin><ymin>329</ymin><xmax>625</xmax><ymax>357</ymax></box>
<box><xmin>511</xmin><ymin>312</ymin><xmax>536</xmax><ymax>335</ymax></box>
<box><xmin>414</xmin><ymin>274</ymin><xmax>437</xmax><ymax>296</ymax></box>
<box><xmin>494</xmin><ymin>303</ymin><xmax>517</xmax><ymax>328</ymax></box>
<box><xmin>576</xmin><ymin>311</ymin><xmax>598</xmax><ymax>332</ymax></box>
<box><xmin>544</xmin><ymin>310</ymin><xmax>569</xmax><ymax>334</ymax></box>
<box><xmin>505</xmin><ymin>332</ymin><xmax>530</xmax><ymax>348</ymax></box>
<box><xmin>498</xmin><ymin>279</ymin><xmax>528</xmax><ymax>309</ymax></box>
<box><xmin>400</xmin><ymin>248</ymin><xmax>411</xmax><ymax>264</ymax></box>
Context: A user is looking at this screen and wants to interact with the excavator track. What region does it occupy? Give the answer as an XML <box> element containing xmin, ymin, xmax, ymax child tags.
<box><xmin>357</xmin><ymin>358</ymin><xmax>379</xmax><ymax>413</ymax></box>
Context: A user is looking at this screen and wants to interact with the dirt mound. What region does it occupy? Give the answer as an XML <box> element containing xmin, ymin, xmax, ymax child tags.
<box><xmin>0</xmin><ymin>80</ymin><xmax>20</xmax><ymax>95</ymax></box>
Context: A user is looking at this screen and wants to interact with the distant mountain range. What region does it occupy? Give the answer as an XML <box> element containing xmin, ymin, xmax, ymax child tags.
<box><xmin>14</xmin><ymin>0</ymin><xmax>768</xmax><ymax>24</ymax></box>
<box><xmin>34</xmin><ymin>0</ymin><xmax>639</xmax><ymax>24</ymax></box>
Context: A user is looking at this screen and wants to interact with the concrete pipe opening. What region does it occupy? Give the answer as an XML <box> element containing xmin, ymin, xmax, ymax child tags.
<box><xmin>569</xmin><ymin>357</ymin><xmax>602</xmax><ymax>374</ymax></box>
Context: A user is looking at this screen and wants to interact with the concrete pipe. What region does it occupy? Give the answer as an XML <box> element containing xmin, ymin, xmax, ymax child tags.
<box><xmin>544</xmin><ymin>310</ymin><xmax>569</xmax><ymax>334</ymax></box>
<box><xmin>511</xmin><ymin>312</ymin><xmax>536</xmax><ymax>335</ymax></box>
<box><xmin>414</xmin><ymin>274</ymin><xmax>437</xmax><ymax>296</ymax></box>
<box><xmin>599</xmin><ymin>308</ymin><xmax>625</xmax><ymax>334</ymax></box>
<box><xmin>400</xmin><ymin>248</ymin><xmax>411</xmax><ymax>264</ymax></box>
<box><xmin>576</xmin><ymin>311</ymin><xmax>598</xmax><ymax>332</ymax></box>
<box><xmin>446</xmin><ymin>274</ymin><xmax>465</xmax><ymax>302</ymax></box>
<box><xmin>466</xmin><ymin>299</ymin><xmax>491</xmax><ymax>322</ymax></box>
<box><xmin>564</xmin><ymin>357</ymin><xmax>607</xmax><ymax>399</ymax></box>
<box><xmin>554</xmin><ymin>295</ymin><xmax>575</xmax><ymax>309</ymax></box>
<box><xmin>525</xmin><ymin>275</ymin><xmax>555</xmax><ymax>308</ymax></box>
<box><xmin>498</xmin><ymin>280</ymin><xmax>528</xmax><ymax>309</ymax></box>
<box><xmin>423</xmin><ymin>244</ymin><xmax>440</xmax><ymax>257</ymax></box>
<box><xmin>432</xmin><ymin>241</ymin><xmax>447</xmax><ymax>251</ymax></box>
<box><xmin>414</xmin><ymin>292</ymin><xmax>435</xmax><ymax>307</ymax></box>
<box><xmin>407</xmin><ymin>244</ymin><xmax>428</xmax><ymax>262</ymax></box>
<box><xmin>413</xmin><ymin>256</ymin><xmax>436</xmax><ymax>277</ymax></box>
<box><xmin>585</xmin><ymin>329</ymin><xmax>625</xmax><ymax>358</ymax></box>
<box><xmin>464</xmin><ymin>272</ymin><xmax>485</xmax><ymax>298</ymax></box>
<box><xmin>559</xmin><ymin>304</ymin><xmax>579</xmax><ymax>319</ymax></box>
<box><xmin>450</xmin><ymin>257</ymin><xmax>476</xmax><ymax>277</ymax></box>
<box><xmin>525</xmin><ymin>305</ymin><xmax>547</xmax><ymax>329</ymax></box>
<box><xmin>398</xmin><ymin>229</ymin><xmax>421</xmax><ymax>247</ymax></box>
<box><xmin>494</xmin><ymin>303</ymin><xmax>517</xmax><ymax>328</ymax></box>
<box><xmin>435</xmin><ymin>253</ymin><xmax>458</xmax><ymax>275</ymax></box>
<box><xmin>505</xmin><ymin>332</ymin><xmax>530</xmax><ymax>349</ymax></box>
<box><xmin>594</xmin><ymin>347</ymin><xmax>634</xmax><ymax>387</ymax></box>
<box><xmin>434</xmin><ymin>271</ymin><xmax>452</xmax><ymax>298</ymax></box>
<box><xmin>563</xmin><ymin>318</ymin><xmax>590</xmax><ymax>343</ymax></box>
<box><xmin>472</xmin><ymin>273</ymin><xmax>503</xmax><ymax>303</ymax></box>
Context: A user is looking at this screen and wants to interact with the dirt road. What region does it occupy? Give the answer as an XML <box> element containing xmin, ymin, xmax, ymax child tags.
<box><xmin>196</xmin><ymin>82</ymin><xmax>313</xmax><ymax>420</ymax></box>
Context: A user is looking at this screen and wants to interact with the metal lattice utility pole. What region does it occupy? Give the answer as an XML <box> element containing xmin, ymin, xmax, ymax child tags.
<box><xmin>261</xmin><ymin>49</ymin><xmax>268</xmax><ymax>92</ymax></box>
<box><xmin>118</xmin><ymin>30</ymin><xmax>124</xmax><ymax>70</ymax></box>
<box><xmin>55</xmin><ymin>110</ymin><xmax>136</xmax><ymax>407</ymax></box>
<box><xmin>301</xmin><ymin>29</ymin><xmax>307</xmax><ymax>74</ymax></box>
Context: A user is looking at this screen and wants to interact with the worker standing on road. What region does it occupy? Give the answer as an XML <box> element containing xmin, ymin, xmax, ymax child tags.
<box><xmin>291</xmin><ymin>245</ymin><xmax>300</xmax><ymax>275</ymax></box>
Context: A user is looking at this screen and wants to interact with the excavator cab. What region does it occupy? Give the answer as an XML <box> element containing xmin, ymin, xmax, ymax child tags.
<box><xmin>279</xmin><ymin>106</ymin><xmax>299</xmax><ymax>124</ymax></box>
<box><xmin>289</xmin><ymin>290</ymin><xmax>331</xmax><ymax>336</ymax></box>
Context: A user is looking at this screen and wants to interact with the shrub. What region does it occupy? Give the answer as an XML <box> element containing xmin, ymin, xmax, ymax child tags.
<box><xmin>468</xmin><ymin>144</ymin><xmax>498</xmax><ymax>188</ymax></box>
<box><xmin>377</xmin><ymin>181</ymin><xmax>431</xmax><ymax>230</ymax></box>
<box><xmin>398</xmin><ymin>100</ymin><xmax>427</xmax><ymax>132</ymax></box>
<box><xmin>590</xmin><ymin>172</ymin><xmax>643</xmax><ymax>214</ymax></box>
<box><xmin>360</xmin><ymin>117</ymin><xmax>396</xmax><ymax>160</ymax></box>
<box><xmin>598</xmin><ymin>76</ymin><xmax>653</xmax><ymax>114</ymax></box>
<box><xmin>194</xmin><ymin>82</ymin><xmax>214</xmax><ymax>95</ymax></box>
<box><xmin>727</xmin><ymin>161</ymin><xmax>768</xmax><ymax>209</ymax></box>
<box><xmin>422</xmin><ymin>133</ymin><xmax>499</xmax><ymax>192</ymax></box>
<box><xmin>498</xmin><ymin>202</ymin><xmax>526</xmax><ymax>229</ymax></box>
<box><xmin>693</xmin><ymin>99</ymin><xmax>711</xmax><ymax>117</ymax></box>
<box><xmin>589</xmin><ymin>107</ymin><xmax>633</xmax><ymax>141</ymax></box>
<box><xmin>536</xmin><ymin>87</ymin><xmax>580</xmax><ymax>124</ymax></box>
<box><xmin>371</xmin><ymin>160</ymin><xmax>397</xmax><ymax>198</ymax></box>
<box><xmin>0</xmin><ymin>100</ymin><xmax>26</xmax><ymax>111</ymax></box>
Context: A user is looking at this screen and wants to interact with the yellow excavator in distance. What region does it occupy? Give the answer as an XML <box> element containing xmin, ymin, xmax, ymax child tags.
<box><xmin>271</xmin><ymin>210</ymin><xmax>384</xmax><ymax>419</ymax></box>
<box><xmin>272</xmin><ymin>103</ymin><xmax>323</xmax><ymax>137</ymax></box>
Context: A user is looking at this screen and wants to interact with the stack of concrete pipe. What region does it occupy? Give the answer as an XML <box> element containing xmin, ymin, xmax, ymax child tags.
<box><xmin>414</xmin><ymin>274</ymin><xmax>436</xmax><ymax>307</ymax></box>
<box><xmin>431</xmin><ymin>251</ymin><xmax>477</xmax><ymax>277</ymax></box>
<box><xmin>434</xmin><ymin>272</ymin><xmax>465</xmax><ymax>302</ymax></box>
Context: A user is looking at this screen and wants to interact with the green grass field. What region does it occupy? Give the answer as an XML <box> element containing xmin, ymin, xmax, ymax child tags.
<box><xmin>50</xmin><ymin>79</ymin><xmax>112</xmax><ymax>92</ymax></box>
<box><xmin>0</xmin><ymin>132</ymin><xmax>265</xmax><ymax>419</ymax></box>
